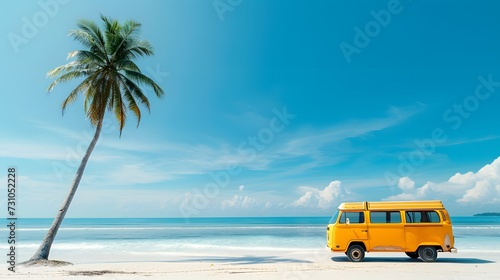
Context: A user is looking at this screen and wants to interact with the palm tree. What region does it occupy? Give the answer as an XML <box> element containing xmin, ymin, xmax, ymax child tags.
<box><xmin>28</xmin><ymin>15</ymin><xmax>164</xmax><ymax>262</ymax></box>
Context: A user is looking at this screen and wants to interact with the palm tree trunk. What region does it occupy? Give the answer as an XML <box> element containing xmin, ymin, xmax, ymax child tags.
<box><xmin>29</xmin><ymin>118</ymin><xmax>104</xmax><ymax>262</ymax></box>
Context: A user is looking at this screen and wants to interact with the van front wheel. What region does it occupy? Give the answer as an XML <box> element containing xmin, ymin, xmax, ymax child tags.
<box><xmin>418</xmin><ymin>246</ymin><xmax>437</xmax><ymax>262</ymax></box>
<box><xmin>347</xmin><ymin>245</ymin><xmax>365</xmax><ymax>262</ymax></box>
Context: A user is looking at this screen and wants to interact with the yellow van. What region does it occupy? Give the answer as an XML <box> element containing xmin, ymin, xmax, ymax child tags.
<box><xmin>326</xmin><ymin>200</ymin><xmax>457</xmax><ymax>262</ymax></box>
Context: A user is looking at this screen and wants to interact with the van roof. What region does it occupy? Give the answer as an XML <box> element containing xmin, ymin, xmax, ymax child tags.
<box><xmin>338</xmin><ymin>200</ymin><xmax>445</xmax><ymax>211</ymax></box>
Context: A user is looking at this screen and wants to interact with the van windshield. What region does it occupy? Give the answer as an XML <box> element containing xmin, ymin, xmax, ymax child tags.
<box><xmin>329</xmin><ymin>210</ymin><xmax>339</xmax><ymax>224</ymax></box>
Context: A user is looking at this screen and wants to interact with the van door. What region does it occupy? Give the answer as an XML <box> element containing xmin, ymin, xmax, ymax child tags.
<box><xmin>367</xmin><ymin>211</ymin><xmax>405</xmax><ymax>251</ymax></box>
<box><xmin>334</xmin><ymin>211</ymin><xmax>368</xmax><ymax>250</ymax></box>
<box><xmin>404</xmin><ymin>210</ymin><xmax>444</xmax><ymax>252</ymax></box>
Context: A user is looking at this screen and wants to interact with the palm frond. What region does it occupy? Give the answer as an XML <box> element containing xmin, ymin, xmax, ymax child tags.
<box><xmin>70</xmin><ymin>20</ymin><xmax>107</xmax><ymax>60</ymax></box>
<box><xmin>124</xmin><ymin>70</ymin><xmax>164</xmax><ymax>97</ymax></box>
<box><xmin>127</xmin><ymin>39</ymin><xmax>153</xmax><ymax>57</ymax></box>
<box><xmin>48</xmin><ymin>70</ymin><xmax>89</xmax><ymax>92</ymax></box>
<box><xmin>119</xmin><ymin>74</ymin><xmax>151</xmax><ymax>111</ymax></box>
<box><xmin>86</xmin><ymin>77</ymin><xmax>111</xmax><ymax>126</ymax></box>
<box><xmin>58</xmin><ymin>75</ymin><xmax>95</xmax><ymax>114</ymax></box>
<box><xmin>47</xmin><ymin>15</ymin><xmax>164</xmax><ymax>135</ymax></box>
<box><xmin>112</xmin><ymin>82</ymin><xmax>126</xmax><ymax>136</ymax></box>
<box><xmin>67</xmin><ymin>50</ymin><xmax>106</xmax><ymax>66</ymax></box>
<box><xmin>108</xmin><ymin>20</ymin><xmax>145</xmax><ymax>65</ymax></box>
<box><xmin>47</xmin><ymin>60</ymin><xmax>89</xmax><ymax>78</ymax></box>
<box><xmin>122</xmin><ymin>86</ymin><xmax>141</xmax><ymax>126</ymax></box>
<box><xmin>60</xmin><ymin>86</ymin><xmax>82</xmax><ymax>114</ymax></box>
<box><xmin>60</xmin><ymin>75</ymin><xmax>94</xmax><ymax>115</ymax></box>
<box><xmin>114</xmin><ymin>59</ymin><xmax>141</xmax><ymax>72</ymax></box>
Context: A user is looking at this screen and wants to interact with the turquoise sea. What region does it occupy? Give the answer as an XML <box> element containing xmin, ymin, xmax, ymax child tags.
<box><xmin>3</xmin><ymin>216</ymin><xmax>500</xmax><ymax>262</ymax></box>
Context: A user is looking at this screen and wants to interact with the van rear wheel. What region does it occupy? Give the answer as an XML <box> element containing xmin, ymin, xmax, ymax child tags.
<box><xmin>347</xmin><ymin>245</ymin><xmax>365</xmax><ymax>262</ymax></box>
<box><xmin>405</xmin><ymin>252</ymin><xmax>419</xmax><ymax>259</ymax></box>
<box><xmin>418</xmin><ymin>246</ymin><xmax>437</xmax><ymax>262</ymax></box>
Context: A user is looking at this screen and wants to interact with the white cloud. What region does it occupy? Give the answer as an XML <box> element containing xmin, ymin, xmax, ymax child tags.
<box><xmin>221</xmin><ymin>195</ymin><xmax>258</xmax><ymax>209</ymax></box>
<box><xmin>398</xmin><ymin>177</ymin><xmax>415</xmax><ymax>191</ymax></box>
<box><xmin>449</xmin><ymin>171</ymin><xmax>476</xmax><ymax>185</ymax></box>
<box><xmin>385</xmin><ymin>177</ymin><xmax>432</xmax><ymax>201</ymax></box>
<box><xmin>386</xmin><ymin>156</ymin><xmax>500</xmax><ymax>204</ymax></box>
<box><xmin>239</xmin><ymin>185</ymin><xmax>245</xmax><ymax>191</ymax></box>
<box><xmin>454</xmin><ymin>157</ymin><xmax>500</xmax><ymax>203</ymax></box>
<box><xmin>291</xmin><ymin>181</ymin><xmax>350</xmax><ymax>209</ymax></box>
<box><xmin>293</xmin><ymin>191</ymin><xmax>315</xmax><ymax>208</ymax></box>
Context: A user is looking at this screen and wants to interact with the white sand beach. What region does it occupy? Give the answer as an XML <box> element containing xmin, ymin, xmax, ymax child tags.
<box><xmin>3</xmin><ymin>250</ymin><xmax>499</xmax><ymax>280</ymax></box>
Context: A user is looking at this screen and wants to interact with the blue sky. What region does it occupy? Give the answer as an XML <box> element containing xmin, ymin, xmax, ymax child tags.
<box><xmin>1</xmin><ymin>0</ymin><xmax>500</xmax><ymax>218</ymax></box>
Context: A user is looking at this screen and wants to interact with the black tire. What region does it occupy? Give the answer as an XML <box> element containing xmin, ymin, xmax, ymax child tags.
<box><xmin>418</xmin><ymin>246</ymin><xmax>437</xmax><ymax>262</ymax></box>
<box><xmin>347</xmin><ymin>245</ymin><xmax>365</xmax><ymax>262</ymax></box>
<box><xmin>405</xmin><ymin>252</ymin><xmax>419</xmax><ymax>259</ymax></box>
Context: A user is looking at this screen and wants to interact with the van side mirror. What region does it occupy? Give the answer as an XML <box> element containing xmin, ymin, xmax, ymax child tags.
<box><xmin>346</xmin><ymin>218</ymin><xmax>350</xmax><ymax>225</ymax></box>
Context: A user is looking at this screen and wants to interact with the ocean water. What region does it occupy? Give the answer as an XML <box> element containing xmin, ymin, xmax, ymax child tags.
<box><xmin>2</xmin><ymin>216</ymin><xmax>499</xmax><ymax>263</ymax></box>
<box><xmin>448</xmin><ymin>216</ymin><xmax>500</xmax><ymax>252</ymax></box>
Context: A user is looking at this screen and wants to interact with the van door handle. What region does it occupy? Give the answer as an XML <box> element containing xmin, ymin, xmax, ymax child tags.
<box><xmin>362</xmin><ymin>230</ymin><xmax>368</xmax><ymax>232</ymax></box>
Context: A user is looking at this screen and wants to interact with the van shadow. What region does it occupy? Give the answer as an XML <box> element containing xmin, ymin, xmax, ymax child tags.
<box><xmin>331</xmin><ymin>256</ymin><xmax>494</xmax><ymax>264</ymax></box>
<box><xmin>166</xmin><ymin>256</ymin><xmax>313</xmax><ymax>265</ymax></box>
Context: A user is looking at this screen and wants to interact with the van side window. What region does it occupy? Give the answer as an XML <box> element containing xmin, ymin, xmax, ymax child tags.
<box><xmin>370</xmin><ymin>211</ymin><xmax>402</xmax><ymax>223</ymax></box>
<box><xmin>339</xmin><ymin>212</ymin><xmax>365</xmax><ymax>224</ymax></box>
<box><xmin>405</xmin><ymin>211</ymin><xmax>440</xmax><ymax>223</ymax></box>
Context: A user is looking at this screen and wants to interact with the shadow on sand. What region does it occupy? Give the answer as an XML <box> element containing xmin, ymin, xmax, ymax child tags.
<box><xmin>331</xmin><ymin>256</ymin><xmax>495</xmax><ymax>264</ymax></box>
<box><xmin>165</xmin><ymin>256</ymin><xmax>313</xmax><ymax>265</ymax></box>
